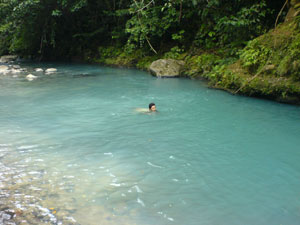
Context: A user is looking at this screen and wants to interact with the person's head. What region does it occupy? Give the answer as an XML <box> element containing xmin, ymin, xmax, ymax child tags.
<box><xmin>149</xmin><ymin>103</ymin><xmax>156</xmax><ymax>111</ymax></box>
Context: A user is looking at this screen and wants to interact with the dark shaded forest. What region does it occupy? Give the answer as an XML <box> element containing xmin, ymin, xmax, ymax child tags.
<box><xmin>0</xmin><ymin>0</ymin><xmax>287</xmax><ymax>59</ymax></box>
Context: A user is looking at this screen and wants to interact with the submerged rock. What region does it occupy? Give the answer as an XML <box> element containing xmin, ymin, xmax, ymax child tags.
<box><xmin>73</xmin><ymin>73</ymin><xmax>96</xmax><ymax>78</ymax></box>
<box><xmin>12</xmin><ymin>65</ymin><xmax>21</xmax><ymax>69</ymax></box>
<box><xmin>0</xmin><ymin>55</ymin><xmax>18</xmax><ymax>63</ymax></box>
<box><xmin>11</xmin><ymin>68</ymin><xmax>22</xmax><ymax>74</ymax></box>
<box><xmin>45</xmin><ymin>68</ymin><xmax>57</xmax><ymax>74</ymax></box>
<box><xmin>35</xmin><ymin>68</ymin><xmax>44</xmax><ymax>72</ymax></box>
<box><xmin>0</xmin><ymin>65</ymin><xmax>10</xmax><ymax>75</ymax></box>
<box><xmin>26</xmin><ymin>74</ymin><xmax>38</xmax><ymax>81</ymax></box>
<box><xmin>149</xmin><ymin>59</ymin><xmax>185</xmax><ymax>78</ymax></box>
<box><xmin>0</xmin><ymin>65</ymin><xmax>27</xmax><ymax>76</ymax></box>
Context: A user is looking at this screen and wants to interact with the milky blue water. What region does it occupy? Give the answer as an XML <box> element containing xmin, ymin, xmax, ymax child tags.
<box><xmin>1</xmin><ymin>62</ymin><xmax>300</xmax><ymax>225</ymax></box>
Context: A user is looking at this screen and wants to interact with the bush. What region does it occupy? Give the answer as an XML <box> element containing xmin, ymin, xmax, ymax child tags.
<box><xmin>239</xmin><ymin>39</ymin><xmax>272</xmax><ymax>73</ymax></box>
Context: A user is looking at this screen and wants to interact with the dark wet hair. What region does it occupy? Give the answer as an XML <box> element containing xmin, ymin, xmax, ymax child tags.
<box><xmin>149</xmin><ymin>103</ymin><xmax>155</xmax><ymax>109</ymax></box>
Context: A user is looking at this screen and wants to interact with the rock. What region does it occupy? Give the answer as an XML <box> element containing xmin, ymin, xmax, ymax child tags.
<box><xmin>0</xmin><ymin>65</ymin><xmax>9</xmax><ymax>70</ymax></box>
<box><xmin>73</xmin><ymin>73</ymin><xmax>96</xmax><ymax>78</ymax></box>
<box><xmin>26</xmin><ymin>74</ymin><xmax>38</xmax><ymax>81</ymax></box>
<box><xmin>0</xmin><ymin>55</ymin><xmax>18</xmax><ymax>63</ymax></box>
<box><xmin>0</xmin><ymin>65</ymin><xmax>10</xmax><ymax>75</ymax></box>
<box><xmin>35</xmin><ymin>68</ymin><xmax>43</xmax><ymax>72</ymax></box>
<box><xmin>12</xmin><ymin>65</ymin><xmax>21</xmax><ymax>69</ymax></box>
<box><xmin>11</xmin><ymin>69</ymin><xmax>22</xmax><ymax>74</ymax></box>
<box><xmin>149</xmin><ymin>59</ymin><xmax>185</xmax><ymax>78</ymax></box>
<box><xmin>45</xmin><ymin>68</ymin><xmax>57</xmax><ymax>74</ymax></box>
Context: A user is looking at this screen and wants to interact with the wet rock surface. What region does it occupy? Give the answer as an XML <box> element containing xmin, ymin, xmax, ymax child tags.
<box><xmin>0</xmin><ymin>63</ymin><xmax>58</xmax><ymax>81</ymax></box>
<box><xmin>149</xmin><ymin>59</ymin><xmax>185</xmax><ymax>78</ymax></box>
<box><xmin>0</xmin><ymin>144</ymin><xmax>140</xmax><ymax>225</ymax></box>
<box><xmin>0</xmin><ymin>146</ymin><xmax>80</xmax><ymax>225</ymax></box>
<box><xmin>0</xmin><ymin>55</ymin><xmax>18</xmax><ymax>63</ymax></box>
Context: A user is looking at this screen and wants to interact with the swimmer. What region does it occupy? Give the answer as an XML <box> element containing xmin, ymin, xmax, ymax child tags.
<box><xmin>148</xmin><ymin>103</ymin><xmax>156</xmax><ymax>111</ymax></box>
<box><xmin>135</xmin><ymin>103</ymin><xmax>157</xmax><ymax>113</ymax></box>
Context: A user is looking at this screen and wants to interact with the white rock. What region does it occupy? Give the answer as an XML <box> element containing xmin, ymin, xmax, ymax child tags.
<box><xmin>45</xmin><ymin>68</ymin><xmax>57</xmax><ymax>74</ymax></box>
<box><xmin>26</xmin><ymin>74</ymin><xmax>38</xmax><ymax>81</ymax></box>
<box><xmin>12</xmin><ymin>65</ymin><xmax>21</xmax><ymax>69</ymax></box>
<box><xmin>11</xmin><ymin>69</ymin><xmax>22</xmax><ymax>74</ymax></box>
<box><xmin>0</xmin><ymin>65</ymin><xmax>9</xmax><ymax>69</ymax></box>
<box><xmin>0</xmin><ymin>55</ymin><xmax>18</xmax><ymax>63</ymax></box>
<box><xmin>35</xmin><ymin>68</ymin><xmax>43</xmax><ymax>72</ymax></box>
<box><xmin>0</xmin><ymin>65</ymin><xmax>10</xmax><ymax>75</ymax></box>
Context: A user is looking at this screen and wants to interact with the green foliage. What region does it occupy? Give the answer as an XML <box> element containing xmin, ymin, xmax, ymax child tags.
<box><xmin>193</xmin><ymin>0</ymin><xmax>274</xmax><ymax>49</ymax></box>
<box><xmin>277</xmin><ymin>33</ymin><xmax>300</xmax><ymax>80</ymax></box>
<box><xmin>240</xmin><ymin>39</ymin><xmax>272</xmax><ymax>73</ymax></box>
<box><xmin>125</xmin><ymin>0</ymin><xmax>179</xmax><ymax>52</ymax></box>
<box><xmin>215</xmin><ymin>1</ymin><xmax>269</xmax><ymax>46</ymax></box>
<box><xmin>295</xmin><ymin>2</ymin><xmax>300</xmax><ymax>28</ymax></box>
<box><xmin>94</xmin><ymin>46</ymin><xmax>158</xmax><ymax>70</ymax></box>
<box><xmin>163</xmin><ymin>46</ymin><xmax>184</xmax><ymax>59</ymax></box>
<box><xmin>182</xmin><ymin>53</ymin><xmax>221</xmax><ymax>78</ymax></box>
<box><xmin>172</xmin><ymin>30</ymin><xmax>185</xmax><ymax>43</ymax></box>
<box><xmin>0</xmin><ymin>0</ymin><xmax>287</xmax><ymax>60</ymax></box>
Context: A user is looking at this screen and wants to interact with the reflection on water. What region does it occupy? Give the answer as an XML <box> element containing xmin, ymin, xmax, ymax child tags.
<box><xmin>1</xmin><ymin>62</ymin><xmax>300</xmax><ymax>225</ymax></box>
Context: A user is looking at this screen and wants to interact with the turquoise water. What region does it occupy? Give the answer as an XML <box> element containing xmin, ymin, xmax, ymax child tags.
<box><xmin>1</xmin><ymin>62</ymin><xmax>300</xmax><ymax>225</ymax></box>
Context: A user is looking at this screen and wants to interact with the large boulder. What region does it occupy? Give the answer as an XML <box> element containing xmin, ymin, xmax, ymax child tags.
<box><xmin>149</xmin><ymin>59</ymin><xmax>185</xmax><ymax>78</ymax></box>
<box><xmin>0</xmin><ymin>55</ymin><xmax>18</xmax><ymax>63</ymax></box>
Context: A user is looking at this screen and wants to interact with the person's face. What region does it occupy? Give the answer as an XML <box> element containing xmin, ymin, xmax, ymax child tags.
<box><xmin>150</xmin><ymin>105</ymin><xmax>156</xmax><ymax>111</ymax></box>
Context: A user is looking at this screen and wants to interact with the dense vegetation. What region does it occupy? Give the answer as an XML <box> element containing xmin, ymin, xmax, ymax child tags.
<box><xmin>0</xmin><ymin>0</ymin><xmax>286</xmax><ymax>58</ymax></box>
<box><xmin>1</xmin><ymin>0</ymin><xmax>300</xmax><ymax>104</ymax></box>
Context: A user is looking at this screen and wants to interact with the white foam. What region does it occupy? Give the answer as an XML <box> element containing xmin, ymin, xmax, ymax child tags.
<box><xmin>0</xmin><ymin>144</ymin><xmax>12</xmax><ymax>147</ymax></box>
<box><xmin>109</xmin><ymin>173</ymin><xmax>116</xmax><ymax>177</ymax></box>
<box><xmin>17</xmin><ymin>145</ymin><xmax>38</xmax><ymax>150</ymax></box>
<box><xmin>137</xmin><ymin>198</ymin><xmax>145</xmax><ymax>207</ymax></box>
<box><xmin>63</xmin><ymin>176</ymin><xmax>75</xmax><ymax>179</ymax></box>
<box><xmin>133</xmin><ymin>185</ymin><xmax>143</xmax><ymax>193</ymax></box>
<box><xmin>65</xmin><ymin>216</ymin><xmax>76</xmax><ymax>222</ymax></box>
<box><xmin>147</xmin><ymin>162</ymin><xmax>163</xmax><ymax>168</ymax></box>
<box><xmin>28</xmin><ymin>171</ymin><xmax>41</xmax><ymax>175</ymax></box>
<box><xmin>34</xmin><ymin>159</ymin><xmax>44</xmax><ymax>162</ymax></box>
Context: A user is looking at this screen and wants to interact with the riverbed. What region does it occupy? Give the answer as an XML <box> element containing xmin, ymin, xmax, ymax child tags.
<box><xmin>1</xmin><ymin>62</ymin><xmax>300</xmax><ymax>225</ymax></box>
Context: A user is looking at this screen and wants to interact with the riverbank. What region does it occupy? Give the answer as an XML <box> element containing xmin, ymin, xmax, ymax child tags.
<box><xmin>83</xmin><ymin>20</ymin><xmax>300</xmax><ymax>105</ymax></box>
<box><xmin>1</xmin><ymin>20</ymin><xmax>299</xmax><ymax>105</ymax></box>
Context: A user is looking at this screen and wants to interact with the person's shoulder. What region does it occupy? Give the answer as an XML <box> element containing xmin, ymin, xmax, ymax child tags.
<box><xmin>135</xmin><ymin>108</ymin><xmax>149</xmax><ymax>113</ymax></box>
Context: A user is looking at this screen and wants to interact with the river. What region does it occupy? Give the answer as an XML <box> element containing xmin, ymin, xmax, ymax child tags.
<box><xmin>1</xmin><ymin>62</ymin><xmax>300</xmax><ymax>225</ymax></box>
